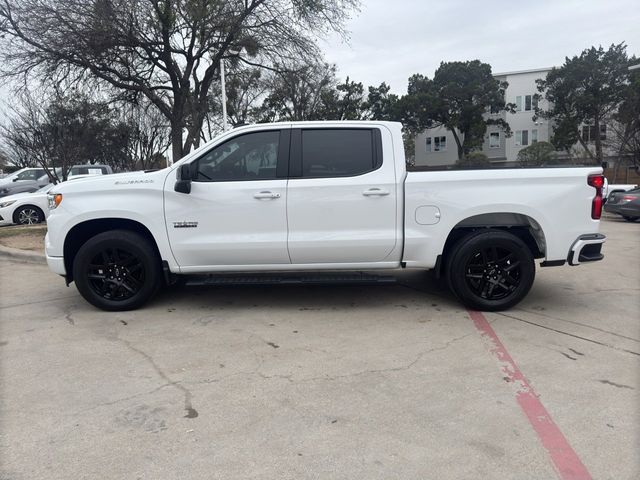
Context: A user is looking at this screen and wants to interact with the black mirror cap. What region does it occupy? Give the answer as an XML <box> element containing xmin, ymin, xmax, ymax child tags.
<box><xmin>177</xmin><ymin>163</ymin><xmax>193</xmax><ymax>180</ymax></box>
<box><xmin>175</xmin><ymin>163</ymin><xmax>192</xmax><ymax>193</ymax></box>
<box><xmin>175</xmin><ymin>179</ymin><xmax>191</xmax><ymax>194</ymax></box>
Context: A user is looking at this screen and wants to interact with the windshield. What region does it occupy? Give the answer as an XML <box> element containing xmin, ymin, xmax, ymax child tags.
<box><xmin>1</xmin><ymin>168</ymin><xmax>27</xmax><ymax>181</ymax></box>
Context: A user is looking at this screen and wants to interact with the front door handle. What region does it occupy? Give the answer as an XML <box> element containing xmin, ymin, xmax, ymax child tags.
<box><xmin>362</xmin><ymin>188</ymin><xmax>390</xmax><ymax>196</ymax></box>
<box><xmin>254</xmin><ymin>191</ymin><xmax>281</xmax><ymax>199</ymax></box>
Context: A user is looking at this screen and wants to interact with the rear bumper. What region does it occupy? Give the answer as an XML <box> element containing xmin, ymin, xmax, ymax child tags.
<box><xmin>568</xmin><ymin>233</ymin><xmax>606</xmax><ymax>266</ymax></box>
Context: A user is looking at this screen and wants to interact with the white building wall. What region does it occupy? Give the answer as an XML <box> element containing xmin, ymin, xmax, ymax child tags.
<box><xmin>502</xmin><ymin>69</ymin><xmax>552</xmax><ymax>162</ymax></box>
<box><xmin>414</xmin><ymin>67</ymin><xmax>553</xmax><ymax>166</ymax></box>
<box><xmin>414</xmin><ymin>126</ymin><xmax>459</xmax><ymax>166</ymax></box>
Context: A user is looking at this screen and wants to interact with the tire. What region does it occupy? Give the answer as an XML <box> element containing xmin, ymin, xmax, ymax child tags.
<box><xmin>446</xmin><ymin>229</ymin><xmax>535</xmax><ymax>311</ymax></box>
<box><xmin>623</xmin><ymin>216</ymin><xmax>639</xmax><ymax>222</ymax></box>
<box><xmin>72</xmin><ymin>230</ymin><xmax>161</xmax><ymax>311</ymax></box>
<box><xmin>13</xmin><ymin>205</ymin><xmax>45</xmax><ymax>225</ymax></box>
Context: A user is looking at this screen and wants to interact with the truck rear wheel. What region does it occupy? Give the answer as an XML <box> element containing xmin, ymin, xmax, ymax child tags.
<box><xmin>446</xmin><ymin>229</ymin><xmax>535</xmax><ymax>311</ymax></box>
<box><xmin>72</xmin><ymin>230</ymin><xmax>161</xmax><ymax>311</ymax></box>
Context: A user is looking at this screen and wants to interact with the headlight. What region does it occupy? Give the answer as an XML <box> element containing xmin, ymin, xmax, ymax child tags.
<box><xmin>0</xmin><ymin>200</ymin><xmax>16</xmax><ymax>208</ymax></box>
<box><xmin>48</xmin><ymin>193</ymin><xmax>63</xmax><ymax>209</ymax></box>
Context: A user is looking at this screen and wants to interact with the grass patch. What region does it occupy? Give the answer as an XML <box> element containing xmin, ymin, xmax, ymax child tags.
<box><xmin>0</xmin><ymin>224</ymin><xmax>48</xmax><ymax>238</ymax></box>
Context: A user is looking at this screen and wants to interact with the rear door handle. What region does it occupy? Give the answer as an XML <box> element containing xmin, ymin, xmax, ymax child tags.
<box><xmin>254</xmin><ymin>191</ymin><xmax>281</xmax><ymax>199</ymax></box>
<box><xmin>362</xmin><ymin>188</ymin><xmax>390</xmax><ymax>196</ymax></box>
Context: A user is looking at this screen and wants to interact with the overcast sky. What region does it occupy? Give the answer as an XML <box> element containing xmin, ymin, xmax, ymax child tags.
<box><xmin>1</xmin><ymin>0</ymin><xmax>639</xmax><ymax>117</ymax></box>
<box><xmin>321</xmin><ymin>0</ymin><xmax>640</xmax><ymax>93</ymax></box>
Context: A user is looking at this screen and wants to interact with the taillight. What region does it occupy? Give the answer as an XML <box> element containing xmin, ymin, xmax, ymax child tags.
<box><xmin>588</xmin><ymin>174</ymin><xmax>604</xmax><ymax>219</ymax></box>
<box><xmin>621</xmin><ymin>195</ymin><xmax>635</xmax><ymax>202</ymax></box>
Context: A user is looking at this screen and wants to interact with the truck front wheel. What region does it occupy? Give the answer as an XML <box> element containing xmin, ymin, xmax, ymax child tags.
<box><xmin>446</xmin><ymin>230</ymin><xmax>535</xmax><ymax>311</ymax></box>
<box><xmin>73</xmin><ymin>230</ymin><xmax>161</xmax><ymax>311</ymax></box>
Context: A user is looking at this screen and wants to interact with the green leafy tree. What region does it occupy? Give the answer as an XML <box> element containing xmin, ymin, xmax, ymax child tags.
<box><xmin>258</xmin><ymin>62</ymin><xmax>338</xmax><ymax>121</ymax></box>
<box><xmin>318</xmin><ymin>77</ymin><xmax>367</xmax><ymax>120</ymax></box>
<box><xmin>608</xmin><ymin>68</ymin><xmax>640</xmax><ymax>178</ymax></box>
<box><xmin>535</xmin><ymin>43</ymin><xmax>635</xmax><ymax>163</ymax></box>
<box><xmin>516</xmin><ymin>141</ymin><xmax>558</xmax><ymax>167</ymax></box>
<box><xmin>365</xmin><ymin>82</ymin><xmax>399</xmax><ymax>120</ymax></box>
<box><xmin>398</xmin><ymin>60</ymin><xmax>514</xmax><ymax>161</ymax></box>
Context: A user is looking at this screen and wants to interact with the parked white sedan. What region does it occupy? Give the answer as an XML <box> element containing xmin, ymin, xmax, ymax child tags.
<box><xmin>0</xmin><ymin>184</ymin><xmax>53</xmax><ymax>226</ymax></box>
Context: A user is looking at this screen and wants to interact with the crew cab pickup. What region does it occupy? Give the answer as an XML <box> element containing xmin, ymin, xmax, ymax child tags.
<box><xmin>44</xmin><ymin>121</ymin><xmax>606</xmax><ymax>311</ymax></box>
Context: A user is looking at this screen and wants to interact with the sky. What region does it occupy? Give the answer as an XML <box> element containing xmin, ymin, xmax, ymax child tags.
<box><xmin>320</xmin><ymin>0</ymin><xmax>640</xmax><ymax>93</ymax></box>
<box><xmin>1</xmin><ymin>0</ymin><xmax>639</xmax><ymax>116</ymax></box>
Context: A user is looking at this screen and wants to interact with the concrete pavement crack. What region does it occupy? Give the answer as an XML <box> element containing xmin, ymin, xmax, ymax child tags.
<box><xmin>520</xmin><ymin>308</ymin><xmax>640</xmax><ymax>343</ymax></box>
<box><xmin>495</xmin><ymin>312</ymin><xmax>640</xmax><ymax>357</ymax></box>
<box><xmin>117</xmin><ymin>337</ymin><xmax>199</xmax><ymax>419</ymax></box>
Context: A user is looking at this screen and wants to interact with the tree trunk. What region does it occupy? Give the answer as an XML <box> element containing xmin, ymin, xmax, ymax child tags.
<box><xmin>594</xmin><ymin>115</ymin><xmax>603</xmax><ymax>165</ymax></box>
<box><xmin>450</xmin><ymin>129</ymin><xmax>464</xmax><ymax>161</ymax></box>
<box><xmin>171</xmin><ymin>123</ymin><xmax>183</xmax><ymax>163</ymax></box>
<box><xmin>577</xmin><ymin>135</ymin><xmax>595</xmax><ymax>162</ymax></box>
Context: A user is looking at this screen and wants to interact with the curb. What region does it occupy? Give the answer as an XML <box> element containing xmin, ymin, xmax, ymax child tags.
<box><xmin>0</xmin><ymin>243</ymin><xmax>47</xmax><ymax>264</ymax></box>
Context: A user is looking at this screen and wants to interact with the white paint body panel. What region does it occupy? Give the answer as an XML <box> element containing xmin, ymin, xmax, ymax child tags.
<box><xmin>44</xmin><ymin>121</ymin><xmax>603</xmax><ymax>278</ymax></box>
<box><xmin>286</xmin><ymin>123</ymin><xmax>401</xmax><ymax>264</ymax></box>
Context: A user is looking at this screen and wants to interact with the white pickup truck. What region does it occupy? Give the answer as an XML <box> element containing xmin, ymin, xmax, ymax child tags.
<box><xmin>45</xmin><ymin>121</ymin><xmax>606</xmax><ymax>312</ymax></box>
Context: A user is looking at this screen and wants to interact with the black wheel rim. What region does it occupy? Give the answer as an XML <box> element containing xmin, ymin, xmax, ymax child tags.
<box><xmin>464</xmin><ymin>245</ymin><xmax>522</xmax><ymax>301</ymax></box>
<box><xmin>18</xmin><ymin>208</ymin><xmax>39</xmax><ymax>225</ymax></box>
<box><xmin>86</xmin><ymin>247</ymin><xmax>145</xmax><ymax>301</ymax></box>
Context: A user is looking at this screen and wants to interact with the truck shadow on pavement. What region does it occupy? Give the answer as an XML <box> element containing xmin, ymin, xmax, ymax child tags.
<box><xmin>148</xmin><ymin>270</ymin><xmax>463</xmax><ymax>314</ymax></box>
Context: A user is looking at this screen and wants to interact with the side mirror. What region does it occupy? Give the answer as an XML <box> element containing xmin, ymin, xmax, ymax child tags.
<box><xmin>174</xmin><ymin>163</ymin><xmax>192</xmax><ymax>194</ymax></box>
<box><xmin>12</xmin><ymin>178</ymin><xmax>19</xmax><ymax>182</ymax></box>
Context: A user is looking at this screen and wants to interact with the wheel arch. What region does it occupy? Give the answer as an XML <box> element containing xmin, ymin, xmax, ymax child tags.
<box><xmin>63</xmin><ymin>218</ymin><xmax>162</xmax><ymax>284</ymax></box>
<box><xmin>436</xmin><ymin>212</ymin><xmax>546</xmax><ymax>277</ymax></box>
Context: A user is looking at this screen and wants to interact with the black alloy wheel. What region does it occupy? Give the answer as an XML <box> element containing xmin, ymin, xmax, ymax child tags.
<box><xmin>446</xmin><ymin>229</ymin><xmax>535</xmax><ymax>311</ymax></box>
<box><xmin>464</xmin><ymin>245</ymin><xmax>522</xmax><ymax>301</ymax></box>
<box><xmin>73</xmin><ymin>230</ymin><xmax>161</xmax><ymax>311</ymax></box>
<box><xmin>86</xmin><ymin>247</ymin><xmax>146</xmax><ymax>301</ymax></box>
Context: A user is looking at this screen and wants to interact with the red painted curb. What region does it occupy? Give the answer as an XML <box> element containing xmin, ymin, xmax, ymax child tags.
<box><xmin>467</xmin><ymin>310</ymin><xmax>592</xmax><ymax>480</ymax></box>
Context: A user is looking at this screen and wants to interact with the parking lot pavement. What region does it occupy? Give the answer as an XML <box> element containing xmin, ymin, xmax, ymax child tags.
<box><xmin>0</xmin><ymin>217</ymin><xmax>638</xmax><ymax>480</ymax></box>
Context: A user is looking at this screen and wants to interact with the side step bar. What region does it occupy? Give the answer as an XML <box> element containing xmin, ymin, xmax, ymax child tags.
<box><xmin>184</xmin><ymin>272</ymin><xmax>397</xmax><ymax>287</ymax></box>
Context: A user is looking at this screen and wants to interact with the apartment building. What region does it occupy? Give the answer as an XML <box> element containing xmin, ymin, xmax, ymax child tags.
<box><xmin>414</xmin><ymin>67</ymin><xmax>553</xmax><ymax>167</ymax></box>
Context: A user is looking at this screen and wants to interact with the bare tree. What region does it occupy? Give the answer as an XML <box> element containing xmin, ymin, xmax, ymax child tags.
<box><xmin>1</xmin><ymin>90</ymin><xmax>133</xmax><ymax>181</ymax></box>
<box><xmin>119</xmin><ymin>100</ymin><xmax>171</xmax><ymax>170</ymax></box>
<box><xmin>0</xmin><ymin>0</ymin><xmax>359</xmax><ymax>160</ymax></box>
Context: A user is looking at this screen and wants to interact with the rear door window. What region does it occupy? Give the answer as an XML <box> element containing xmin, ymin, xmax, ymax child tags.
<box><xmin>300</xmin><ymin>129</ymin><xmax>379</xmax><ymax>178</ymax></box>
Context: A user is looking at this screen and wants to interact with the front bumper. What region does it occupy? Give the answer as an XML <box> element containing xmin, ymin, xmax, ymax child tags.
<box><xmin>568</xmin><ymin>233</ymin><xmax>606</xmax><ymax>266</ymax></box>
<box><xmin>46</xmin><ymin>254</ymin><xmax>66</xmax><ymax>276</ymax></box>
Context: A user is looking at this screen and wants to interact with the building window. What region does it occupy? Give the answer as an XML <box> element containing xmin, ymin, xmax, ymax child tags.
<box><xmin>434</xmin><ymin>136</ymin><xmax>446</xmax><ymax>151</ymax></box>
<box><xmin>581</xmin><ymin>124</ymin><xmax>607</xmax><ymax>142</ymax></box>
<box><xmin>516</xmin><ymin>130</ymin><xmax>529</xmax><ymax>146</ymax></box>
<box><xmin>525</xmin><ymin>95</ymin><xmax>532</xmax><ymax>111</ymax></box>
<box><xmin>532</xmin><ymin>96</ymin><xmax>539</xmax><ymax>110</ymax></box>
<box><xmin>532</xmin><ymin>129</ymin><xmax>538</xmax><ymax>143</ymax></box>
<box><xmin>515</xmin><ymin>96</ymin><xmax>522</xmax><ymax>112</ymax></box>
<box><xmin>426</xmin><ymin>137</ymin><xmax>432</xmax><ymax>152</ymax></box>
<box><xmin>489</xmin><ymin>132</ymin><xmax>500</xmax><ymax>148</ymax></box>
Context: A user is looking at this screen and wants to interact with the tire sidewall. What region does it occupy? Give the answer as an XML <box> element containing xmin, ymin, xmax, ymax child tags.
<box><xmin>73</xmin><ymin>231</ymin><xmax>161</xmax><ymax>311</ymax></box>
<box><xmin>448</xmin><ymin>230</ymin><xmax>535</xmax><ymax>311</ymax></box>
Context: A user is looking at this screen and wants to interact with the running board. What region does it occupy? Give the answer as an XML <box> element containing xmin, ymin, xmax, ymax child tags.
<box><xmin>184</xmin><ymin>272</ymin><xmax>397</xmax><ymax>287</ymax></box>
